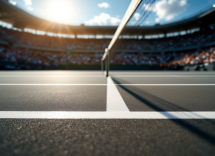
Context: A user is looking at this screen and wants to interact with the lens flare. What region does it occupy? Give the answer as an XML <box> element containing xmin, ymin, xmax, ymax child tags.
<box><xmin>47</xmin><ymin>0</ymin><xmax>72</xmax><ymax>23</ymax></box>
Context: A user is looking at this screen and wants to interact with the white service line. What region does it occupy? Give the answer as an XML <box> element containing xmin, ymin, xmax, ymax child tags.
<box><xmin>0</xmin><ymin>84</ymin><xmax>215</xmax><ymax>86</ymax></box>
<box><xmin>111</xmin><ymin>75</ymin><xmax>215</xmax><ymax>77</ymax></box>
<box><xmin>0</xmin><ymin>111</ymin><xmax>214</xmax><ymax>119</ymax></box>
<box><xmin>106</xmin><ymin>77</ymin><xmax>129</xmax><ymax>112</ymax></box>
<box><xmin>0</xmin><ymin>84</ymin><xmax>107</xmax><ymax>86</ymax></box>
<box><xmin>1</xmin><ymin>75</ymin><xmax>215</xmax><ymax>78</ymax></box>
<box><xmin>0</xmin><ymin>75</ymin><xmax>105</xmax><ymax>77</ymax></box>
<box><xmin>116</xmin><ymin>84</ymin><xmax>215</xmax><ymax>86</ymax></box>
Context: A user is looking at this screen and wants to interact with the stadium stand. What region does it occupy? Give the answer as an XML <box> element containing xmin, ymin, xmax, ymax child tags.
<box><xmin>1</xmin><ymin>26</ymin><xmax>215</xmax><ymax>50</ymax></box>
<box><xmin>0</xmin><ymin>0</ymin><xmax>215</xmax><ymax>70</ymax></box>
<box><xmin>0</xmin><ymin>25</ymin><xmax>215</xmax><ymax>70</ymax></box>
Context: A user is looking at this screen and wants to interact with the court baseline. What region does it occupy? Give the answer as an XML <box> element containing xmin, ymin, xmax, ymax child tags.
<box><xmin>0</xmin><ymin>75</ymin><xmax>214</xmax><ymax>119</ymax></box>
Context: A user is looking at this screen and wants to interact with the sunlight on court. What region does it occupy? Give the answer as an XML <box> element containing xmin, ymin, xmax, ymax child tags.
<box><xmin>0</xmin><ymin>0</ymin><xmax>215</xmax><ymax>155</ymax></box>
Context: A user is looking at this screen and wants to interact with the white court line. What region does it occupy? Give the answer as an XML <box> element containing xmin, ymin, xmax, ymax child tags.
<box><xmin>1</xmin><ymin>75</ymin><xmax>215</xmax><ymax>78</ymax></box>
<box><xmin>0</xmin><ymin>84</ymin><xmax>108</xmax><ymax>86</ymax></box>
<box><xmin>106</xmin><ymin>77</ymin><xmax>129</xmax><ymax>112</ymax></box>
<box><xmin>0</xmin><ymin>84</ymin><xmax>215</xmax><ymax>86</ymax></box>
<box><xmin>116</xmin><ymin>84</ymin><xmax>215</xmax><ymax>86</ymax></box>
<box><xmin>111</xmin><ymin>75</ymin><xmax>215</xmax><ymax>77</ymax></box>
<box><xmin>0</xmin><ymin>73</ymin><xmax>215</xmax><ymax>78</ymax></box>
<box><xmin>0</xmin><ymin>111</ymin><xmax>214</xmax><ymax>119</ymax></box>
<box><xmin>0</xmin><ymin>75</ymin><xmax>105</xmax><ymax>77</ymax></box>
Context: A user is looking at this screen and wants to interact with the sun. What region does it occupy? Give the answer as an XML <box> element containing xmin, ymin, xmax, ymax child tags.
<box><xmin>47</xmin><ymin>0</ymin><xmax>72</xmax><ymax>23</ymax></box>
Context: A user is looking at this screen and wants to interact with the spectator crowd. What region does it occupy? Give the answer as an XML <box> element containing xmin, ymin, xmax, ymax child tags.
<box><xmin>0</xmin><ymin>26</ymin><xmax>215</xmax><ymax>70</ymax></box>
<box><xmin>169</xmin><ymin>47</ymin><xmax>215</xmax><ymax>66</ymax></box>
<box><xmin>1</xmin><ymin>26</ymin><xmax>215</xmax><ymax>50</ymax></box>
<box><xmin>0</xmin><ymin>45</ymin><xmax>215</xmax><ymax>69</ymax></box>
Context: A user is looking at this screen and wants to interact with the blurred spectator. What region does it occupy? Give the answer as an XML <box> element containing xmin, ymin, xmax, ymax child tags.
<box><xmin>1</xmin><ymin>45</ymin><xmax>214</xmax><ymax>68</ymax></box>
<box><xmin>168</xmin><ymin>47</ymin><xmax>215</xmax><ymax>65</ymax></box>
<box><xmin>0</xmin><ymin>25</ymin><xmax>215</xmax><ymax>69</ymax></box>
<box><xmin>0</xmin><ymin>26</ymin><xmax>214</xmax><ymax>50</ymax></box>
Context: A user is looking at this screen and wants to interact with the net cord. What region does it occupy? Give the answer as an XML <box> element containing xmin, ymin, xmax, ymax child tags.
<box><xmin>101</xmin><ymin>0</ymin><xmax>142</xmax><ymax>61</ymax></box>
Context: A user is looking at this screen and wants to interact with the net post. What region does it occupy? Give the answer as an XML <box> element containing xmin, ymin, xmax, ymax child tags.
<box><xmin>101</xmin><ymin>60</ymin><xmax>103</xmax><ymax>72</ymax></box>
<box><xmin>105</xmin><ymin>48</ymin><xmax>109</xmax><ymax>77</ymax></box>
<box><xmin>101</xmin><ymin>0</ymin><xmax>142</xmax><ymax>77</ymax></box>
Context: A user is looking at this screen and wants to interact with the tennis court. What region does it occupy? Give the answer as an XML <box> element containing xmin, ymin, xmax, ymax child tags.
<box><xmin>0</xmin><ymin>0</ymin><xmax>215</xmax><ymax>155</ymax></box>
<box><xmin>0</xmin><ymin>71</ymin><xmax>215</xmax><ymax>156</ymax></box>
<box><xmin>0</xmin><ymin>71</ymin><xmax>215</xmax><ymax>114</ymax></box>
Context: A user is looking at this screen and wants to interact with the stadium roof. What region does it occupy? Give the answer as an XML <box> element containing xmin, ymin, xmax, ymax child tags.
<box><xmin>0</xmin><ymin>0</ymin><xmax>215</xmax><ymax>35</ymax></box>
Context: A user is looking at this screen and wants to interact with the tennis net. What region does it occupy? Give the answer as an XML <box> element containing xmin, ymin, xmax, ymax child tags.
<box><xmin>101</xmin><ymin>0</ymin><xmax>156</xmax><ymax>77</ymax></box>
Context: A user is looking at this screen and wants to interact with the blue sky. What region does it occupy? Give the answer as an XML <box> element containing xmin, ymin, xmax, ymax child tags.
<box><xmin>9</xmin><ymin>0</ymin><xmax>215</xmax><ymax>26</ymax></box>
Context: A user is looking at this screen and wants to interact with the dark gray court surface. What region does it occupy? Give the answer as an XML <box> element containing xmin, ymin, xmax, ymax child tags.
<box><xmin>0</xmin><ymin>71</ymin><xmax>215</xmax><ymax>156</ymax></box>
<box><xmin>0</xmin><ymin>86</ymin><xmax>106</xmax><ymax>111</ymax></box>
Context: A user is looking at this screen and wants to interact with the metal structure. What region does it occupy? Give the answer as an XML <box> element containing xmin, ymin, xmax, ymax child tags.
<box><xmin>0</xmin><ymin>0</ymin><xmax>215</xmax><ymax>35</ymax></box>
<box><xmin>101</xmin><ymin>0</ymin><xmax>142</xmax><ymax>77</ymax></box>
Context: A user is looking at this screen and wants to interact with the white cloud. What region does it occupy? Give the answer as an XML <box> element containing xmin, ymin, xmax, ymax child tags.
<box><xmin>27</xmin><ymin>6</ymin><xmax>33</xmax><ymax>11</ymax></box>
<box><xmin>134</xmin><ymin>13</ymin><xmax>140</xmax><ymax>21</ymax></box>
<box><xmin>128</xmin><ymin>21</ymin><xmax>136</xmax><ymax>25</ymax></box>
<box><xmin>143</xmin><ymin>4</ymin><xmax>154</xmax><ymax>11</ymax></box>
<box><xmin>98</xmin><ymin>2</ymin><xmax>110</xmax><ymax>8</ymax></box>
<box><xmin>145</xmin><ymin>21</ymin><xmax>150</xmax><ymax>24</ymax></box>
<box><xmin>155</xmin><ymin>18</ymin><xmax>160</xmax><ymax>22</ymax></box>
<box><xmin>143</xmin><ymin>0</ymin><xmax>188</xmax><ymax>22</ymax></box>
<box><xmin>23</xmin><ymin>0</ymin><xmax>32</xmax><ymax>6</ymax></box>
<box><xmin>9</xmin><ymin>0</ymin><xmax>16</xmax><ymax>5</ymax></box>
<box><xmin>85</xmin><ymin>13</ymin><xmax>121</xmax><ymax>26</ymax></box>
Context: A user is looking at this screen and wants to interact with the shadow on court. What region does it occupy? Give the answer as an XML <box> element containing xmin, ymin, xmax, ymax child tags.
<box><xmin>112</xmin><ymin>78</ymin><xmax>215</xmax><ymax>145</ymax></box>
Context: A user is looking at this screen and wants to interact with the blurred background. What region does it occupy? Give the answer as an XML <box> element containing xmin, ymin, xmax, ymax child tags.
<box><xmin>0</xmin><ymin>0</ymin><xmax>215</xmax><ymax>71</ymax></box>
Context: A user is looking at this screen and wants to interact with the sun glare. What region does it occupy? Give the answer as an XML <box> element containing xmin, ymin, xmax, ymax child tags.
<box><xmin>48</xmin><ymin>0</ymin><xmax>72</xmax><ymax>23</ymax></box>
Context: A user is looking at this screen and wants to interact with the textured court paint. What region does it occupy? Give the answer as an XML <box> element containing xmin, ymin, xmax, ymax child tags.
<box><xmin>0</xmin><ymin>86</ymin><xmax>107</xmax><ymax>111</ymax></box>
<box><xmin>0</xmin><ymin>111</ymin><xmax>214</xmax><ymax>119</ymax></box>
<box><xmin>107</xmin><ymin>77</ymin><xmax>129</xmax><ymax>112</ymax></box>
